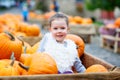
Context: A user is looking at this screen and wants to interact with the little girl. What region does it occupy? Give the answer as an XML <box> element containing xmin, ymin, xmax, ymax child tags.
<box><xmin>37</xmin><ymin>12</ymin><xmax>86</xmax><ymax>74</ymax></box>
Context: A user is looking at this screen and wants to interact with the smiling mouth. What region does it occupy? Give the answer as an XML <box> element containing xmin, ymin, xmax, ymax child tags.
<box><xmin>57</xmin><ymin>35</ymin><xmax>63</xmax><ymax>37</ymax></box>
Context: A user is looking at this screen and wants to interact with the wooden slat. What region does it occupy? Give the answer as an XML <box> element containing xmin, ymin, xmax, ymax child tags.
<box><xmin>116</xmin><ymin>28</ymin><xmax>120</xmax><ymax>32</ymax></box>
<box><xmin>100</xmin><ymin>28</ymin><xmax>120</xmax><ymax>53</ymax></box>
<box><xmin>69</xmin><ymin>24</ymin><xmax>96</xmax><ymax>35</ymax></box>
<box><xmin>0</xmin><ymin>72</ymin><xmax>119</xmax><ymax>80</ymax></box>
<box><xmin>101</xmin><ymin>35</ymin><xmax>116</xmax><ymax>40</ymax></box>
<box><xmin>101</xmin><ymin>35</ymin><xmax>120</xmax><ymax>41</ymax></box>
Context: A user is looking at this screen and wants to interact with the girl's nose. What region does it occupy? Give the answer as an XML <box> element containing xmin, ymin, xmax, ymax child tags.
<box><xmin>57</xmin><ymin>29</ymin><xmax>62</xmax><ymax>32</ymax></box>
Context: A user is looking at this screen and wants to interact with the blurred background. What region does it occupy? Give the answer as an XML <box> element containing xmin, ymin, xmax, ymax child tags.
<box><xmin>1</xmin><ymin>0</ymin><xmax>120</xmax><ymax>22</ymax></box>
<box><xmin>0</xmin><ymin>0</ymin><xmax>120</xmax><ymax>67</ymax></box>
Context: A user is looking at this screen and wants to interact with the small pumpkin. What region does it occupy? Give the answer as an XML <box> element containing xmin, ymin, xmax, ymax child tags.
<box><xmin>85</xmin><ymin>64</ymin><xmax>108</xmax><ymax>73</ymax></box>
<box><xmin>66</xmin><ymin>34</ymin><xmax>85</xmax><ymax>57</ymax></box>
<box><xmin>0</xmin><ymin>53</ymin><xmax>20</xmax><ymax>76</ymax></box>
<box><xmin>0</xmin><ymin>31</ymin><xmax>22</xmax><ymax>60</ymax></box>
<box><xmin>114</xmin><ymin>17</ymin><xmax>120</xmax><ymax>27</ymax></box>
<box><xmin>20</xmin><ymin>46</ymin><xmax>32</xmax><ymax>64</ymax></box>
<box><xmin>19</xmin><ymin>53</ymin><xmax>58</xmax><ymax>75</ymax></box>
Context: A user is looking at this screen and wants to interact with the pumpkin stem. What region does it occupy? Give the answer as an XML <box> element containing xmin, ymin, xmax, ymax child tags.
<box><xmin>10</xmin><ymin>52</ymin><xmax>15</xmax><ymax>60</ymax></box>
<box><xmin>10</xmin><ymin>52</ymin><xmax>15</xmax><ymax>66</ymax></box>
<box><xmin>4</xmin><ymin>31</ymin><xmax>15</xmax><ymax>41</ymax></box>
<box><xmin>10</xmin><ymin>59</ymin><xmax>15</xmax><ymax>66</ymax></box>
<box><xmin>18</xmin><ymin>62</ymin><xmax>29</xmax><ymax>71</ymax></box>
<box><xmin>17</xmin><ymin>36</ymin><xmax>24</xmax><ymax>46</ymax></box>
<box><xmin>24</xmin><ymin>46</ymin><xmax>27</xmax><ymax>54</ymax></box>
<box><xmin>76</xmin><ymin>45</ymin><xmax>80</xmax><ymax>49</ymax></box>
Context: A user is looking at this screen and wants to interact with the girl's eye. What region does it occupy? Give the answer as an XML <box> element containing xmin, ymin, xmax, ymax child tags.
<box><xmin>53</xmin><ymin>28</ymin><xmax>58</xmax><ymax>30</ymax></box>
<box><xmin>61</xmin><ymin>27</ymin><xmax>65</xmax><ymax>29</ymax></box>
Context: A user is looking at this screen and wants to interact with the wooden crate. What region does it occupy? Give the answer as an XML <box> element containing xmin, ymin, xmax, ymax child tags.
<box><xmin>100</xmin><ymin>28</ymin><xmax>120</xmax><ymax>53</ymax></box>
<box><xmin>69</xmin><ymin>24</ymin><xmax>96</xmax><ymax>43</ymax></box>
<box><xmin>28</xmin><ymin>18</ymin><xmax>48</xmax><ymax>29</ymax></box>
<box><xmin>19</xmin><ymin>36</ymin><xmax>42</xmax><ymax>46</ymax></box>
<box><xmin>0</xmin><ymin>52</ymin><xmax>119</xmax><ymax>80</ymax></box>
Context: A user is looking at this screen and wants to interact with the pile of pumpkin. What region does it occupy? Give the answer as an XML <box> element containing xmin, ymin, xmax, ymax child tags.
<box><xmin>0</xmin><ymin>32</ymin><xmax>108</xmax><ymax>76</ymax></box>
<box><xmin>0</xmin><ymin>13</ymin><xmax>41</xmax><ymax>37</ymax></box>
<box><xmin>29</xmin><ymin>11</ymin><xmax>93</xmax><ymax>25</ymax></box>
<box><xmin>29</xmin><ymin>11</ymin><xmax>56</xmax><ymax>21</ymax></box>
<box><xmin>68</xmin><ymin>16</ymin><xmax>93</xmax><ymax>25</ymax></box>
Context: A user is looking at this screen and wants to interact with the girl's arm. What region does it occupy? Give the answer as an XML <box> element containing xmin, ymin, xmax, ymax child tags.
<box><xmin>74</xmin><ymin>57</ymin><xmax>86</xmax><ymax>73</ymax></box>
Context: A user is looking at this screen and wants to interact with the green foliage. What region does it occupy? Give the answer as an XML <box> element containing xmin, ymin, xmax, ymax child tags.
<box><xmin>85</xmin><ymin>0</ymin><xmax>120</xmax><ymax>11</ymax></box>
<box><xmin>115</xmin><ymin>0</ymin><xmax>120</xmax><ymax>8</ymax></box>
<box><xmin>35</xmin><ymin>1</ymin><xmax>48</xmax><ymax>12</ymax></box>
<box><xmin>85</xmin><ymin>0</ymin><xmax>97</xmax><ymax>11</ymax></box>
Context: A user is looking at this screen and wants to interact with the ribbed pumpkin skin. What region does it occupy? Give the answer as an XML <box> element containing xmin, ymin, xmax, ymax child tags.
<box><xmin>19</xmin><ymin>53</ymin><xmax>58</xmax><ymax>75</ymax></box>
<box><xmin>27</xmin><ymin>53</ymin><xmax>58</xmax><ymax>75</ymax></box>
<box><xmin>0</xmin><ymin>32</ymin><xmax>22</xmax><ymax>60</ymax></box>
<box><xmin>66</xmin><ymin>34</ymin><xmax>85</xmax><ymax>57</ymax></box>
<box><xmin>85</xmin><ymin>64</ymin><xmax>108</xmax><ymax>73</ymax></box>
<box><xmin>0</xmin><ymin>59</ymin><xmax>20</xmax><ymax>76</ymax></box>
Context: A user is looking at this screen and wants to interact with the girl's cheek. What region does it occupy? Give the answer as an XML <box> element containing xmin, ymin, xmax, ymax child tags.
<box><xmin>52</xmin><ymin>30</ymin><xmax>57</xmax><ymax>33</ymax></box>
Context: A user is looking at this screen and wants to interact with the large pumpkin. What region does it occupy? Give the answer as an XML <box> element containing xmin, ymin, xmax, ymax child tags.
<box><xmin>0</xmin><ymin>32</ymin><xmax>22</xmax><ymax>60</ymax></box>
<box><xmin>66</xmin><ymin>34</ymin><xmax>85</xmax><ymax>57</ymax></box>
<box><xmin>19</xmin><ymin>53</ymin><xmax>58</xmax><ymax>75</ymax></box>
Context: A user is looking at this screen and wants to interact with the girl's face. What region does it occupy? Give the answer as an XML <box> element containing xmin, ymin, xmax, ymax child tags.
<box><xmin>50</xmin><ymin>19</ymin><xmax>69</xmax><ymax>43</ymax></box>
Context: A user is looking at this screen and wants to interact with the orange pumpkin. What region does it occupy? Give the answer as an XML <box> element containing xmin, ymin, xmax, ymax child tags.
<box><xmin>0</xmin><ymin>32</ymin><xmax>22</xmax><ymax>60</ymax></box>
<box><xmin>85</xmin><ymin>64</ymin><xmax>108</xmax><ymax>73</ymax></box>
<box><xmin>66</xmin><ymin>34</ymin><xmax>85</xmax><ymax>57</ymax></box>
<box><xmin>26</xmin><ymin>24</ymin><xmax>40</xmax><ymax>36</ymax></box>
<box><xmin>29</xmin><ymin>11</ymin><xmax>37</xmax><ymax>19</ymax></box>
<box><xmin>20</xmin><ymin>46</ymin><xmax>32</xmax><ymax>64</ymax></box>
<box><xmin>73</xmin><ymin>16</ymin><xmax>83</xmax><ymax>24</ymax></box>
<box><xmin>15</xmin><ymin>32</ymin><xmax>27</xmax><ymax>37</ymax></box>
<box><xmin>106</xmin><ymin>23</ymin><xmax>118</xmax><ymax>29</ymax></box>
<box><xmin>31</xmin><ymin>42</ymin><xmax>40</xmax><ymax>53</ymax></box>
<box><xmin>19</xmin><ymin>53</ymin><xmax>58</xmax><ymax>75</ymax></box>
<box><xmin>19</xmin><ymin>49</ymin><xmax>31</xmax><ymax>75</ymax></box>
<box><xmin>0</xmin><ymin>59</ymin><xmax>20</xmax><ymax>76</ymax></box>
<box><xmin>114</xmin><ymin>17</ymin><xmax>120</xmax><ymax>27</ymax></box>
<box><xmin>81</xmin><ymin>18</ymin><xmax>93</xmax><ymax>24</ymax></box>
<box><xmin>22</xmin><ymin>41</ymin><xmax>32</xmax><ymax>53</ymax></box>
